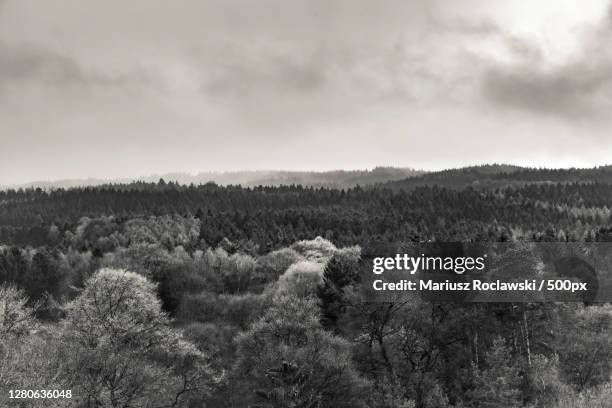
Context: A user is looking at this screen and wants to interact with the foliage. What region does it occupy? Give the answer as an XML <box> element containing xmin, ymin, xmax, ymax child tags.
<box><xmin>466</xmin><ymin>337</ymin><xmax>522</xmax><ymax>408</ymax></box>
<box><xmin>0</xmin><ymin>283</ymin><xmax>38</xmax><ymax>336</ymax></box>
<box><xmin>232</xmin><ymin>294</ymin><xmax>371</xmax><ymax>407</ymax></box>
<box><xmin>3</xmin><ymin>171</ymin><xmax>612</xmax><ymax>406</ymax></box>
<box><xmin>63</xmin><ymin>268</ymin><xmax>213</xmax><ymax>407</ymax></box>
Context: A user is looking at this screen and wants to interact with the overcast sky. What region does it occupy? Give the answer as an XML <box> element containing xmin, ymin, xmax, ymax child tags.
<box><xmin>1</xmin><ymin>0</ymin><xmax>612</xmax><ymax>184</ymax></box>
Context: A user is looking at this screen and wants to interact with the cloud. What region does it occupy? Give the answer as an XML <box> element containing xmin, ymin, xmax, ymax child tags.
<box><xmin>0</xmin><ymin>43</ymin><xmax>97</xmax><ymax>85</ymax></box>
<box><xmin>201</xmin><ymin>44</ymin><xmax>329</xmax><ymax>98</ymax></box>
<box><xmin>2</xmin><ymin>0</ymin><xmax>612</xmax><ymax>185</ymax></box>
<box><xmin>479</xmin><ymin>4</ymin><xmax>612</xmax><ymax>119</ymax></box>
<box><xmin>0</xmin><ymin>42</ymin><xmax>156</xmax><ymax>94</ymax></box>
<box><xmin>481</xmin><ymin>61</ymin><xmax>612</xmax><ymax>119</ymax></box>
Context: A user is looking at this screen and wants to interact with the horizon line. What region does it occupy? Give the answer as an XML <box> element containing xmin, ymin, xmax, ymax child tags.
<box><xmin>3</xmin><ymin>163</ymin><xmax>612</xmax><ymax>190</ymax></box>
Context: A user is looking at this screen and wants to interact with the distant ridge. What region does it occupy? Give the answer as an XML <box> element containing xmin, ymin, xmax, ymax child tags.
<box><xmin>2</xmin><ymin>167</ymin><xmax>423</xmax><ymax>190</ymax></box>
<box><xmin>383</xmin><ymin>164</ymin><xmax>612</xmax><ymax>190</ymax></box>
<box><xmin>6</xmin><ymin>164</ymin><xmax>612</xmax><ymax>192</ymax></box>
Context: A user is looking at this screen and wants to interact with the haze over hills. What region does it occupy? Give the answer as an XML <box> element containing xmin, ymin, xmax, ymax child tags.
<box><xmin>1</xmin><ymin>167</ymin><xmax>423</xmax><ymax>190</ymax></box>
<box><xmin>6</xmin><ymin>164</ymin><xmax>612</xmax><ymax>192</ymax></box>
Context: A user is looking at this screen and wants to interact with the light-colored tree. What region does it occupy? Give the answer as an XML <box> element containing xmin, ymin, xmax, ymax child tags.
<box><xmin>291</xmin><ymin>236</ymin><xmax>338</xmax><ymax>263</ymax></box>
<box><xmin>276</xmin><ymin>260</ymin><xmax>325</xmax><ymax>297</ymax></box>
<box><xmin>0</xmin><ymin>284</ymin><xmax>38</xmax><ymax>336</ymax></box>
<box><xmin>0</xmin><ymin>328</ymin><xmax>72</xmax><ymax>408</ymax></box>
<box><xmin>0</xmin><ymin>285</ymin><xmax>69</xmax><ymax>407</ymax></box>
<box><xmin>64</xmin><ymin>268</ymin><xmax>213</xmax><ymax>408</ymax></box>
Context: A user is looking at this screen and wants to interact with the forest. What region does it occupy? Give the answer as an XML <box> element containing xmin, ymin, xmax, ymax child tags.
<box><xmin>3</xmin><ymin>166</ymin><xmax>612</xmax><ymax>407</ymax></box>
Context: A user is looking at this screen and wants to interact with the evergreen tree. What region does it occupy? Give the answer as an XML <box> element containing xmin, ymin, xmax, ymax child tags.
<box><xmin>317</xmin><ymin>253</ymin><xmax>360</xmax><ymax>331</ymax></box>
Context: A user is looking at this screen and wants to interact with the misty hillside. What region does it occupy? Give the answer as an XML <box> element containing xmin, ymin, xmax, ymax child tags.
<box><xmin>383</xmin><ymin>164</ymin><xmax>612</xmax><ymax>190</ymax></box>
<box><xmin>4</xmin><ymin>167</ymin><xmax>422</xmax><ymax>190</ymax></box>
<box><xmin>11</xmin><ymin>165</ymin><xmax>612</xmax><ymax>192</ymax></box>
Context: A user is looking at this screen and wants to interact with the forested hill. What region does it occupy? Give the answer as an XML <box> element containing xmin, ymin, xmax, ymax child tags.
<box><xmin>2</xmin><ymin>169</ymin><xmax>612</xmax><ymax>249</ymax></box>
<box><xmin>4</xmin><ymin>167</ymin><xmax>422</xmax><ymax>190</ymax></box>
<box><xmin>383</xmin><ymin>165</ymin><xmax>612</xmax><ymax>190</ymax></box>
<box><xmin>9</xmin><ymin>165</ymin><xmax>612</xmax><ymax>192</ymax></box>
<box><xmin>4</xmin><ymin>166</ymin><xmax>612</xmax><ymax>407</ymax></box>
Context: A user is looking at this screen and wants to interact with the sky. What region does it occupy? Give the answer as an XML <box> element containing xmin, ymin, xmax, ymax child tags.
<box><xmin>1</xmin><ymin>0</ymin><xmax>612</xmax><ymax>184</ymax></box>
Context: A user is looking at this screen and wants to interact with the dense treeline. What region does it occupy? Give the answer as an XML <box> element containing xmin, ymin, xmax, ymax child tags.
<box><xmin>2</xmin><ymin>180</ymin><xmax>612</xmax><ymax>249</ymax></box>
<box><xmin>3</xmin><ymin>171</ymin><xmax>612</xmax><ymax>407</ymax></box>
<box><xmin>3</xmin><ymin>236</ymin><xmax>612</xmax><ymax>407</ymax></box>
<box><xmin>386</xmin><ymin>165</ymin><xmax>612</xmax><ymax>190</ymax></box>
